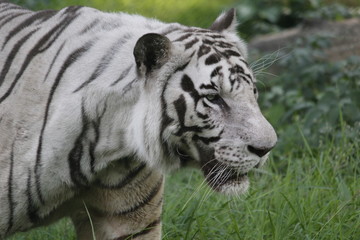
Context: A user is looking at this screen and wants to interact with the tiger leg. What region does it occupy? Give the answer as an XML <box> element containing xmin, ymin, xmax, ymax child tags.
<box><xmin>71</xmin><ymin>170</ymin><xmax>164</xmax><ymax>240</ymax></box>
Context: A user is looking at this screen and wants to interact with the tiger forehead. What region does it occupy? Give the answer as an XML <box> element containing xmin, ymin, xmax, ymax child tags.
<box><xmin>172</xmin><ymin>30</ymin><xmax>238</xmax><ymax>52</ymax></box>
<box><xmin>171</xmin><ymin>29</ymin><xmax>254</xmax><ymax>86</ymax></box>
<box><xmin>173</xmin><ymin>28</ymin><xmax>225</xmax><ymax>41</ymax></box>
<box><xmin>172</xmin><ymin>32</ymin><xmax>245</xmax><ymax>69</ymax></box>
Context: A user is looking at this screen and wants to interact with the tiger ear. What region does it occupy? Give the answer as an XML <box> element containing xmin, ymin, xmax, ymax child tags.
<box><xmin>209</xmin><ymin>8</ymin><xmax>237</xmax><ymax>33</ymax></box>
<box><xmin>133</xmin><ymin>33</ymin><xmax>171</xmax><ymax>75</ymax></box>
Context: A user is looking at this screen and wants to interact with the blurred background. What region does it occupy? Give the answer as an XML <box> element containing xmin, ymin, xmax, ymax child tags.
<box><xmin>7</xmin><ymin>0</ymin><xmax>360</xmax><ymax>239</ymax></box>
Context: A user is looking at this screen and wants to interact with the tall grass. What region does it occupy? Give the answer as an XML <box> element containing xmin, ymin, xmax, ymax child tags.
<box><xmin>162</xmin><ymin>134</ymin><xmax>359</xmax><ymax>239</ymax></box>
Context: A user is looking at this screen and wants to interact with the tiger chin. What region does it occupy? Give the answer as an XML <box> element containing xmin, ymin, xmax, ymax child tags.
<box><xmin>0</xmin><ymin>2</ymin><xmax>277</xmax><ymax>240</ymax></box>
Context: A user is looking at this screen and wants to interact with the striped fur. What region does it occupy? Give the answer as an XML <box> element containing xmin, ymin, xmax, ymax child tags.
<box><xmin>0</xmin><ymin>2</ymin><xmax>277</xmax><ymax>239</ymax></box>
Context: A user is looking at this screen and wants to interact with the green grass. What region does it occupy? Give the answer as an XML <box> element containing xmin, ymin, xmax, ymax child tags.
<box><xmin>162</xmin><ymin>136</ymin><xmax>360</xmax><ymax>239</ymax></box>
<box><xmin>8</xmin><ymin>219</ymin><xmax>75</xmax><ymax>240</ymax></box>
<box><xmin>9</xmin><ymin>134</ymin><xmax>360</xmax><ymax>239</ymax></box>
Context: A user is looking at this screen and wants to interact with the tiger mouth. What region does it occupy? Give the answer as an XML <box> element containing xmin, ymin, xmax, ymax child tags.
<box><xmin>177</xmin><ymin>147</ymin><xmax>250</xmax><ymax>194</ymax></box>
<box><xmin>201</xmin><ymin>159</ymin><xmax>249</xmax><ymax>193</ymax></box>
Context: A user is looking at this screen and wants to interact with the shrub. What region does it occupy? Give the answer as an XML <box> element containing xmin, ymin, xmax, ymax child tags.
<box><xmin>257</xmin><ymin>33</ymin><xmax>360</xmax><ymax>152</ymax></box>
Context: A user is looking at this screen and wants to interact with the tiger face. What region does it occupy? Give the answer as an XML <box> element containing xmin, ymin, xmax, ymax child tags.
<box><xmin>134</xmin><ymin>10</ymin><xmax>277</xmax><ymax>195</ymax></box>
<box><xmin>167</xmin><ymin>52</ymin><xmax>276</xmax><ymax>193</ymax></box>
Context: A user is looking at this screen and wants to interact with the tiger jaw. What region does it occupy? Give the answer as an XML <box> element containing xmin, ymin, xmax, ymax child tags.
<box><xmin>201</xmin><ymin>158</ymin><xmax>251</xmax><ymax>195</ymax></box>
<box><xmin>190</xmin><ymin>143</ymin><xmax>267</xmax><ymax>195</ymax></box>
<box><xmin>200</xmin><ymin>152</ymin><xmax>269</xmax><ymax>195</ymax></box>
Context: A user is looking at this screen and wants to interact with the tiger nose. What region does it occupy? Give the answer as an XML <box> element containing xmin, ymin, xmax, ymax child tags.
<box><xmin>247</xmin><ymin>145</ymin><xmax>274</xmax><ymax>158</ymax></box>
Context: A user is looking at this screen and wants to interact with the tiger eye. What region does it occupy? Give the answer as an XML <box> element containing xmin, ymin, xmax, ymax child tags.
<box><xmin>206</xmin><ymin>94</ymin><xmax>218</xmax><ymax>101</ymax></box>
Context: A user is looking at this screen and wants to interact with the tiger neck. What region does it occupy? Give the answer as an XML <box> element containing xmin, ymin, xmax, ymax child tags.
<box><xmin>124</xmin><ymin>86</ymin><xmax>179</xmax><ymax>173</ymax></box>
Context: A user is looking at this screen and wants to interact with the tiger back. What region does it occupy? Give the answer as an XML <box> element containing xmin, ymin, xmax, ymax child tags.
<box><xmin>0</xmin><ymin>2</ymin><xmax>277</xmax><ymax>239</ymax></box>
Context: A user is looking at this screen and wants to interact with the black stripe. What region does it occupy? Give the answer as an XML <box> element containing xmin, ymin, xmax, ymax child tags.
<box><xmin>174</xmin><ymin>60</ymin><xmax>190</xmax><ymax>73</ymax></box>
<box><xmin>6</xmin><ymin>141</ymin><xmax>15</xmax><ymax>234</ymax></box>
<box><xmin>2</xmin><ymin>9</ymin><xmax>56</xmax><ymax>50</ymax></box>
<box><xmin>161</xmin><ymin>25</ymin><xmax>181</xmax><ymax>36</ymax></box>
<box><xmin>205</xmin><ymin>33</ymin><xmax>224</xmax><ymax>39</ymax></box>
<box><xmin>79</xmin><ymin>18</ymin><xmax>100</xmax><ymax>35</ymax></box>
<box><xmin>180</xmin><ymin>74</ymin><xmax>201</xmax><ymax>107</ymax></box>
<box><xmin>0</xmin><ymin>4</ymin><xmax>23</xmax><ymax>14</ymax></box>
<box><xmin>35</xmin><ymin>41</ymin><xmax>93</xmax><ymax>203</ymax></box>
<box><xmin>174</xmin><ymin>94</ymin><xmax>187</xmax><ymax>130</ymax></box>
<box><xmin>154</xmin><ymin>196</ymin><xmax>163</xmax><ymax>208</ymax></box>
<box><xmin>0</xmin><ymin>9</ymin><xmax>81</xmax><ymax>104</ymax></box>
<box><xmin>26</xmin><ymin>169</ymin><xmax>39</xmax><ymax>223</ymax></box>
<box><xmin>115</xmin><ymin>178</ymin><xmax>163</xmax><ymax>215</ymax></box>
<box><xmin>88</xmin><ymin>132</ymin><xmax>97</xmax><ymax>174</ymax></box>
<box><xmin>0</xmin><ymin>12</ymin><xmax>29</xmax><ymax>29</ymax></box>
<box><xmin>43</xmin><ymin>42</ymin><xmax>66</xmax><ymax>82</ymax></box>
<box><xmin>205</xmin><ymin>53</ymin><xmax>221</xmax><ymax>65</ymax></box>
<box><xmin>215</xmin><ymin>41</ymin><xmax>234</xmax><ymax>49</ymax></box>
<box><xmin>183</xmin><ymin>28</ymin><xmax>211</xmax><ymax>33</ymax></box>
<box><xmin>197</xmin><ymin>44</ymin><xmax>211</xmax><ymax>59</ymax></box>
<box><xmin>184</xmin><ymin>38</ymin><xmax>199</xmax><ymax>50</ymax></box>
<box><xmin>0</xmin><ymin>12</ymin><xmax>9</xmax><ymax>22</ymax></box>
<box><xmin>158</xmin><ymin>58</ymin><xmax>200</xmax><ymax>157</ymax></box>
<box><xmin>174</xmin><ymin>33</ymin><xmax>192</xmax><ymax>42</ymax></box>
<box><xmin>203</xmin><ymin>101</ymin><xmax>211</xmax><ymax>108</ymax></box>
<box><xmin>159</xmin><ymin>80</ymin><xmax>174</xmax><ymax>154</ymax></box>
<box><xmin>110</xmin><ymin>65</ymin><xmax>132</xmax><ymax>86</ymax></box>
<box><xmin>223</xmin><ymin>49</ymin><xmax>241</xmax><ymax>58</ymax></box>
<box><xmin>197</xmin><ymin>112</ymin><xmax>209</xmax><ymax>119</ymax></box>
<box><xmin>209</xmin><ymin>95</ymin><xmax>230</xmax><ymax>111</ymax></box>
<box><xmin>181</xmin><ymin>74</ymin><xmax>201</xmax><ymax>103</ymax></box>
<box><xmin>95</xmin><ymin>162</ymin><xmax>146</xmax><ymax>189</ymax></box>
<box><xmin>199</xmin><ymin>83</ymin><xmax>217</xmax><ymax>90</ymax></box>
<box><xmin>114</xmin><ymin>218</ymin><xmax>161</xmax><ymax>240</ymax></box>
<box><xmin>240</xmin><ymin>58</ymin><xmax>249</xmax><ymax>67</ymax></box>
<box><xmin>89</xmin><ymin>103</ymin><xmax>107</xmax><ymax>173</ymax></box>
<box><xmin>193</xmin><ymin>135</ymin><xmax>221</xmax><ymax>144</ymax></box>
<box><xmin>121</xmin><ymin>77</ymin><xmax>137</xmax><ymax>95</ymax></box>
<box><xmin>89</xmin><ymin>117</ymin><xmax>103</xmax><ymax>173</ymax></box>
<box><xmin>144</xmin><ymin>115</ymin><xmax>151</xmax><ymax>154</ymax></box>
<box><xmin>37</xmin><ymin>9</ymin><xmax>81</xmax><ymax>53</ymax></box>
<box><xmin>62</xmin><ymin>5</ymin><xmax>82</xmax><ymax>15</ymax></box>
<box><xmin>203</xmin><ymin>39</ymin><xmax>233</xmax><ymax>49</ymax></box>
<box><xmin>68</xmin><ymin>100</ymin><xmax>90</xmax><ymax>186</ymax></box>
<box><xmin>0</xmin><ymin>29</ymin><xmax>37</xmax><ymax>88</ymax></box>
<box><xmin>210</xmin><ymin>66</ymin><xmax>222</xmax><ymax>78</ymax></box>
<box><xmin>173</xmin><ymin>95</ymin><xmax>202</xmax><ymax>136</ymax></box>
<box><xmin>74</xmin><ymin>35</ymin><xmax>131</xmax><ymax>92</ymax></box>
<box><xmin>181</xmin><ymin>74</ymin><xmax>195</xmax><ymax>93</ymax></box>
<box><xmin>229</xmin><ymin>65</ymin><xmax>253</xmax><ymax>84</ymax></box>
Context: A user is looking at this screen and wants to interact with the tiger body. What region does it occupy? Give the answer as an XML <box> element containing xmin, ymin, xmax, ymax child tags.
<box><xmin>0</xmin><ymin>2</ymin><xmax>277</xmax><ymax>239</ymax></box>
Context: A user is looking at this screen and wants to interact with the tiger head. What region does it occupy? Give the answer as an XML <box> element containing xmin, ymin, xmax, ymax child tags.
<box><xmin>133</xmin><ymin>9</ymin><xmax>277</xmax><ymax>195</ymax></box>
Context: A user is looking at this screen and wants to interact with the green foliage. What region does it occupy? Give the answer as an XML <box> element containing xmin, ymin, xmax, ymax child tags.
<box><xmin>257</xmin><ymin>33</ymin><xmax>360</xmax><ymax>151</ymax></box>
<box><xmin>235</xmin><ymin>0</ymin><xmax>359</xmax><ymax>39</ymax></box>
<box><xmin>306</xmin><ymin>3</ymin><xmax>356</xmax><ymax>20</ymax></box>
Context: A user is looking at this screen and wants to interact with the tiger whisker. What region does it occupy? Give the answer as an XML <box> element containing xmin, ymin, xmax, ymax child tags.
<box><xmin>250</xmin><ymin>47</ymin><xmax>291</xmax><ymax>73</ymax></box>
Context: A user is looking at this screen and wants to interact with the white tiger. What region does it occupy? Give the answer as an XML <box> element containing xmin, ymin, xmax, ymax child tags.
<box><xmin>0</xmin><ymin>2</ymin><xmax>277</xmax><ymax>239</ymax></box>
